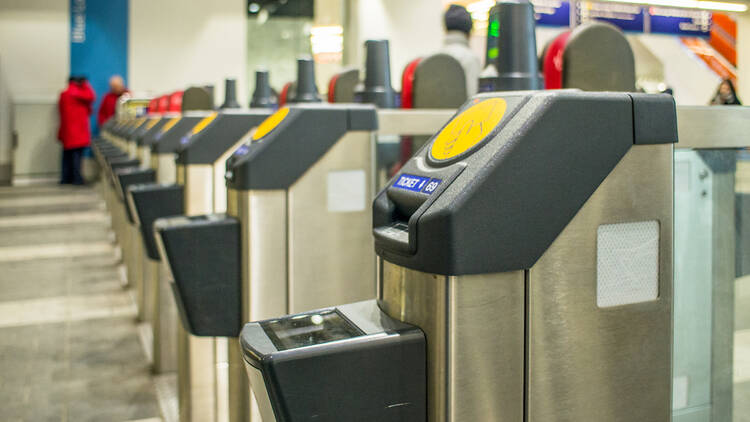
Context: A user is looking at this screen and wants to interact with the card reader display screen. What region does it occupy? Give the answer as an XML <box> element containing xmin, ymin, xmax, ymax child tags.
<box><xmin>261</xmin><ymin>310</ymin><xmax>363</xmax><ymax>351</ymax></box>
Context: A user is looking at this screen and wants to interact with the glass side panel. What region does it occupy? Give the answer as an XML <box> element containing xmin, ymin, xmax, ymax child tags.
<box><xmin>673</xmin><ymin>148</ymin><xmax>750</xmax><ymax>422</ymax></box>
<box><xmin>261</xmin><ymin>309</ymin><xmax>362</xmax><ymax>351</ymax></box>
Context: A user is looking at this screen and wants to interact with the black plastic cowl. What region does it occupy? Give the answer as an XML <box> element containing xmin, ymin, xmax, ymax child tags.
<box><xmin>291</xmin><ymin>57</ymin><xmax>321</xmax><ymax>103</ymax></box>
<box><xmin>355</xmin><ymin>40</ymin><xmax>397</xmax><ymax>109</ymax></box>
<box><xmin>481</xmin><ymin>0</ymin><xmax>543</xmax><ymax>91</ymax></box>
<box><xmin>250</xmin><ymin>70</ymin><xmax>276</xmax><ymax>109</ymax></box>
<box><xmin>221</xmin><ymin>78</ymin><xmax>241</xmax><ymax>109</ymax></box>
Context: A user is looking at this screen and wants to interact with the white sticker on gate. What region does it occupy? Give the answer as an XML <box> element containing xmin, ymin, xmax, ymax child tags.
<box><xmin>327</xmin><ymin>170</ymin><xmax>366</xmax><ymax>213</ymax></box>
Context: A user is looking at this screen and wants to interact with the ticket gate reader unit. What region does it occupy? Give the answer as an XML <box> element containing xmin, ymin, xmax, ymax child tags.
<box><xmin>128</xmin><ymin>183</ymin><xmax>185</xmax><ymax>373</ymax></box>
<box><xmin>118</xmin><ymin>112</ymin><xmax>215</xmax><ymax>373</ymax></box>
<box><xmin>154</xmin><ymin>101</ymin><xmax>451</xmax><ymax>422</ymax></box>
<box><xmin>240</xmin><ymin>91</ymin><xmax>678</xmax><ymax>422</ymax></box>
<box><xmin>124</xmin><ymin>117</ymin><xmax>170</xmax><ymax>316</ymax></box>
<box><xmin>159</xmin><ymin>109</ymin><xmax>271</xmax><ymax>422</ymax></box>
<box><xmin>219</xmin><ymin>104</ymin><xmax>451</xmax><ymax>422</ymax></box>
<box><xmin>136</xmin><ymin>115</ymin><xmax>172</xmax><ymax>169</ymax></box>
<box><xmin>129</xmin><ymin>116</ymin><xmax>163</xmax><ymax>160</ymax></box>
<box><xmin>115</xmin><ymin>167</ymin><xmax>156</xmax><ymax>316</ymax></box>
<box><xmin>136</xmin><ymin>112</ymin><xmax>217</xmax><ymax>374</ymax></box>
<box><xmin>151</xmin><ymin>112</ymin><xmax>215</xmax><ymax>184</ymax></box>
<box><xmin>241</xmin><ymin>301</ymin><xmax>426</xmax><ymax>422</ymax></box>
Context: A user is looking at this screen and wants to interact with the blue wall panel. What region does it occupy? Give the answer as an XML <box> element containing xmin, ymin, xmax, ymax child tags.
<box><xmin>70</xmin><ymin>0</ymin><xmax>128</xmax><ymax>134</ymax></box>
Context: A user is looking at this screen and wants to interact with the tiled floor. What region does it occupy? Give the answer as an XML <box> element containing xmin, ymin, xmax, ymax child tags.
<box><xmin>0</xmin><ymin>184</ymin><xmax>161</xmax><ymax>422</ymax></box>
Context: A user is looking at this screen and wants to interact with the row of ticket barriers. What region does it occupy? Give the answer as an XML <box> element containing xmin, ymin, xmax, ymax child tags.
<box><xmin>92</xmin><ymin>23</ymin><xmax>750</xmax><ymax>422</ymax></box>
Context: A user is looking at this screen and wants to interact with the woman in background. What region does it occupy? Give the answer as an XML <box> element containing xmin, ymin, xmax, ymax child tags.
<box><xmin>58</xmin><ymin>76</ymin><xmax>96</xmax><ymax>185</ymax></box>
<box><xmin>711</xmin><ymin>78</ymin><xmax>742</xmax><ymax>105</ymax></box>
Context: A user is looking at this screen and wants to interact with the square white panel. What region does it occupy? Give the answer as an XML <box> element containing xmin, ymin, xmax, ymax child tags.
<box><xmin>597</xmin><ymin>221</ymin><xmax>660</xmax><ymax>307</ymax></box>
<box><xmin>327</xmin><ymin>170</ymin><xmax>366</xmax><ymax>213</ymax></box>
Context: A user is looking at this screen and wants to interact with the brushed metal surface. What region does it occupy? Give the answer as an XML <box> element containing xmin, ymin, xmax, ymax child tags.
<box><xmin>184</xmin><ymin>165</ymin><xmax>213</xmax><ymax>215</ymax></box>
<box><xmin>227</xmin><ymin>189</ymin><xmax>287</xmax><ymax>422</ymax></box>
<box><xmin>175</xmin><ymin>163</ymin><xmax>227</xmax><ymax>422</ymax></box>
<box><xmin>176</xmin><ymin>164</ymin><xmax>185</xmax><ymax>187</ymax></box>
<box><xmin>677</xmin><ymin>106</ymin><xmax>750</xmax><ymax>149</ymax></box>
<box><xmin>149</xmin><ymin>258</ymin><xmax>178</xmax><ymax>374</ymax></box>
<box><xmin>130</xmin><ymin>224</ymin><xmax>145</xmax><ymax>321</ymax></box>
<box><xmin>156</xmin><ymin>153</ymin><xmax>177</xmax><ymax>184</ymax></box>
<box><xmin>138</xmin><ymin>145</ymin><xmax>151</xmax><ymax>170</ymax></box>
<box><xmin>527</xmin><ymin>144</ymin><xmax>673</xmax><ymax>421</ymax></box>
<box><xmin>178</xmin><ymin>324</ymin><xmax>217</xmax><ymax>422</ymax></box>
<box><xmin>244</xmin><ymin>364</ymin><xmax>278</xmax><ymax>422</ymax></box>
<box><xmin>380</xmin><ymin>261</ymin><xmax>525</xmax><ymax>422</ymax></box>
<box><xmin>128</xmin><ymin>140</ymin><xmax>138</xmax><ymax>158</ymax></box>
<box><xmin>380</xmin><ymin>261</ymin><xmax>448</xmax><ymax>422</ymax></box>
<box><xmin>287</xmin><ymin>131</ymin><xmax>376</xmax><ymax>313</ymax></box>
<box><xmin>216</xmin><ymin>338</ymin><xmax>230</xmax><ymax>422</ymax></box>
<box><xmin>448</xmin><ymin>271</ymin><xmax>525</xmax><ymax>422</ymax></box>
<box><xmin>376</xmin><ymin>109</ymin><xmax>454</xmax><ymax>136</ymax></box>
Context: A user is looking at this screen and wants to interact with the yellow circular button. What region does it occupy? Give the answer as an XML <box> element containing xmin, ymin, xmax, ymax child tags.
<box><xmin>430</xmin><ymin>97</ymin><xmax>507</xmax><ymax>162</ymax></box>
<box><xmin>252</xmin><ymin>107</ymin><xmax>290</xmax><ymax>141</ymax></box>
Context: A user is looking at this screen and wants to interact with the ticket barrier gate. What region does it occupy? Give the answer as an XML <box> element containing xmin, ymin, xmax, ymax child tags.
<box><xmin>125</xmin><ymin>80</ymin><xmax>267</xmax><ymax>376</ymax></box>
<box><xmin>155</xmin><ymin>103</ymin><xmax>453</xmax><ymax>422</ymax></box>
<box><xmin>540</xmin><ymin>22</ymin><xmax>635</xmax><ymax>91</ymax></box>
<box><xmin>239</xmin><ymin>90</ymin><xmax>678</xmax><ymax>422</ymax></box>
<box><xmin>153</xmin><ymin>41</ymin><xmax>452</xmax><ymax>422</ymax></box>
<box><xmin>124</xmin><ymin>111</ymin><xmax>215</xmax><ymax>375</ymax></box>
<box><xmin>130</xmin><ymin>108</ymin><xmax>270</xmax><ymax>421</ymax></box>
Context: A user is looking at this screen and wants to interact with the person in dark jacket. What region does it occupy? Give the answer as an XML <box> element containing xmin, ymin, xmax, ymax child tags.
<box><xmin>58</xmin><ymin>76</ymin><xmax>96</xmax><ymax>185</ymax></box>
<box><xmin>97</xmin><ymin>75</ymin><xmax>127</xmax><ymax>127</ymax></box>
<box><xmin>711</xmin><ymin>78</ymin><xmax>742</xmax><ymax>105</ymax></box>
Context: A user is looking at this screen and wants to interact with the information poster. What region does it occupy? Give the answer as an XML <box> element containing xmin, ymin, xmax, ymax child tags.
<box><xmin>532</xmin><ymin>0</ymin><xmax>571</xmax><ymax>26</ymax></box>
<box><xmin>577</xmin><ymin>1</ymin><xmax>645</xmax><ymax>32</ymax></box>
<box><xmin>649</xmin><ymin>7</ymin><xmax>712</xmax><ymax>37</ymax></box>
<box><xmin>523</xmin><ymin>0</ymin><xmax>712</xmax><ymax>38</ymax></box>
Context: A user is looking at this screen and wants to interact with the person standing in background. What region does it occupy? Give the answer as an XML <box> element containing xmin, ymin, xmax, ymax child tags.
<box><xmin>58</xmin><ymin>76</ymin><xmax>96</xmax><ymax>185</ymax></box>
<box><xmin>440</xmin><ymin>4</ymin><xmax>481</xmax><ymax>97</ymax></box>
<box><xmin>97</xmin><ymin>75</ymin><xmax>127</xmax><ymax>127</ymax></box>
<box><xmin>711</xmin><ymin>79</ymin><xmax>742</xmax><ymax>105</ymax></box>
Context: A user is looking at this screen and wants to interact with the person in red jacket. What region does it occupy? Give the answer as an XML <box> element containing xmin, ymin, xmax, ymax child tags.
<box><xmin>97</xmin><ymin>75</ymin><xmax>127</xmax><ymax>127</ymax></box>
<box><xmin>58</xmin><ymin>76</ymin><xmax>96</xmax><ymax>185</ymax></box>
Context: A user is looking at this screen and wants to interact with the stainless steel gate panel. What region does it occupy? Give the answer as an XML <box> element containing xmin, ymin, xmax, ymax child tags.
<box><xmin>287</xmin><ymin>131</ymin><xmax>376</xmax><ymax>313</ymax></box>
<box><xmin>380</xmin><ymin>262</ymin><xmax>525</xmax><ymax>422</ymax></box>
<box><xmin>227</xmin><ymin>188</ymin><xmax>287</xmax><ymax>422</ymax></box>
<box><xmin>527</xmin><ymin>144</ymin><xmax>673</xmax><ymax>421</ymax></box>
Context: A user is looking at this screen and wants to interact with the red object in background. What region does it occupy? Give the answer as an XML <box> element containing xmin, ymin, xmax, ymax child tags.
<box><xmin>157</xmin><ymin>95</ymin><xmax>169</xmax><ymax>113</ymax></box>
<box><xmin>542</xmin><ymin>31</ymin><xmax>571</xmax><ymax>90</ymax></box>
<box><xmin>279</xmin><ymin>82</ymin><xmax>293</xmax><ymax>107</ymax></box>
<box><xmin>58</xmin><ymin>80</ymin><xmax>96</xmax><ymax>150</ymax></box>
<box><xmin>148</xmin><ymin>98</ymin><xmax>159</xmax><ymax>113</ymax></box>
<box><xmin>327</xmin><ymin>74</ymin><xmax>339</xmax><ymax>103</ymax></box>
<box><xmin>400</xmin><ymin>58</ymin><xmax>421</xmax><ymax>109</ymax></box>
<box><xmin>169</xmin><ymin>91</ymin><xmax>183</xmax><ymax>112</ymax></box>
<box><xmin>392</xmin><ymin>58</ymin><xmax>423</xmax><ymax>177</ymax></box>
<box><xmin>98</xmin><ymin>92</ymin><xmax>121</xmax><ymax>126</ymax></box>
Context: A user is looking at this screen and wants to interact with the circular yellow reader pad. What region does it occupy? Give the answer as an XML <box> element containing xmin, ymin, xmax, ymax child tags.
<box><xmin>252</xmin><ymin>107</ymin><xmax>290</xmax><ymax>141</ymax></box>
<box><xmin>430</xmin><ymin>97</ymin><xmax>507</xmax><ymax>162</ymax></box>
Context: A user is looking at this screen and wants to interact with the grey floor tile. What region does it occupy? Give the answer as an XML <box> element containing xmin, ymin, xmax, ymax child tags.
<box><xmin>0</xmin><ymin>185</ymin><xmax>160</xmax><ymax>422</ymax></box>
<box><xmin>0</xmin><ymin>202</ymin><xmax>103</xmax><ymax>217</ymax></box>
<box><xmin>0</xmin><ymin>224</ymin><xmax>111</xmax><ymax>247</ymax></box>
